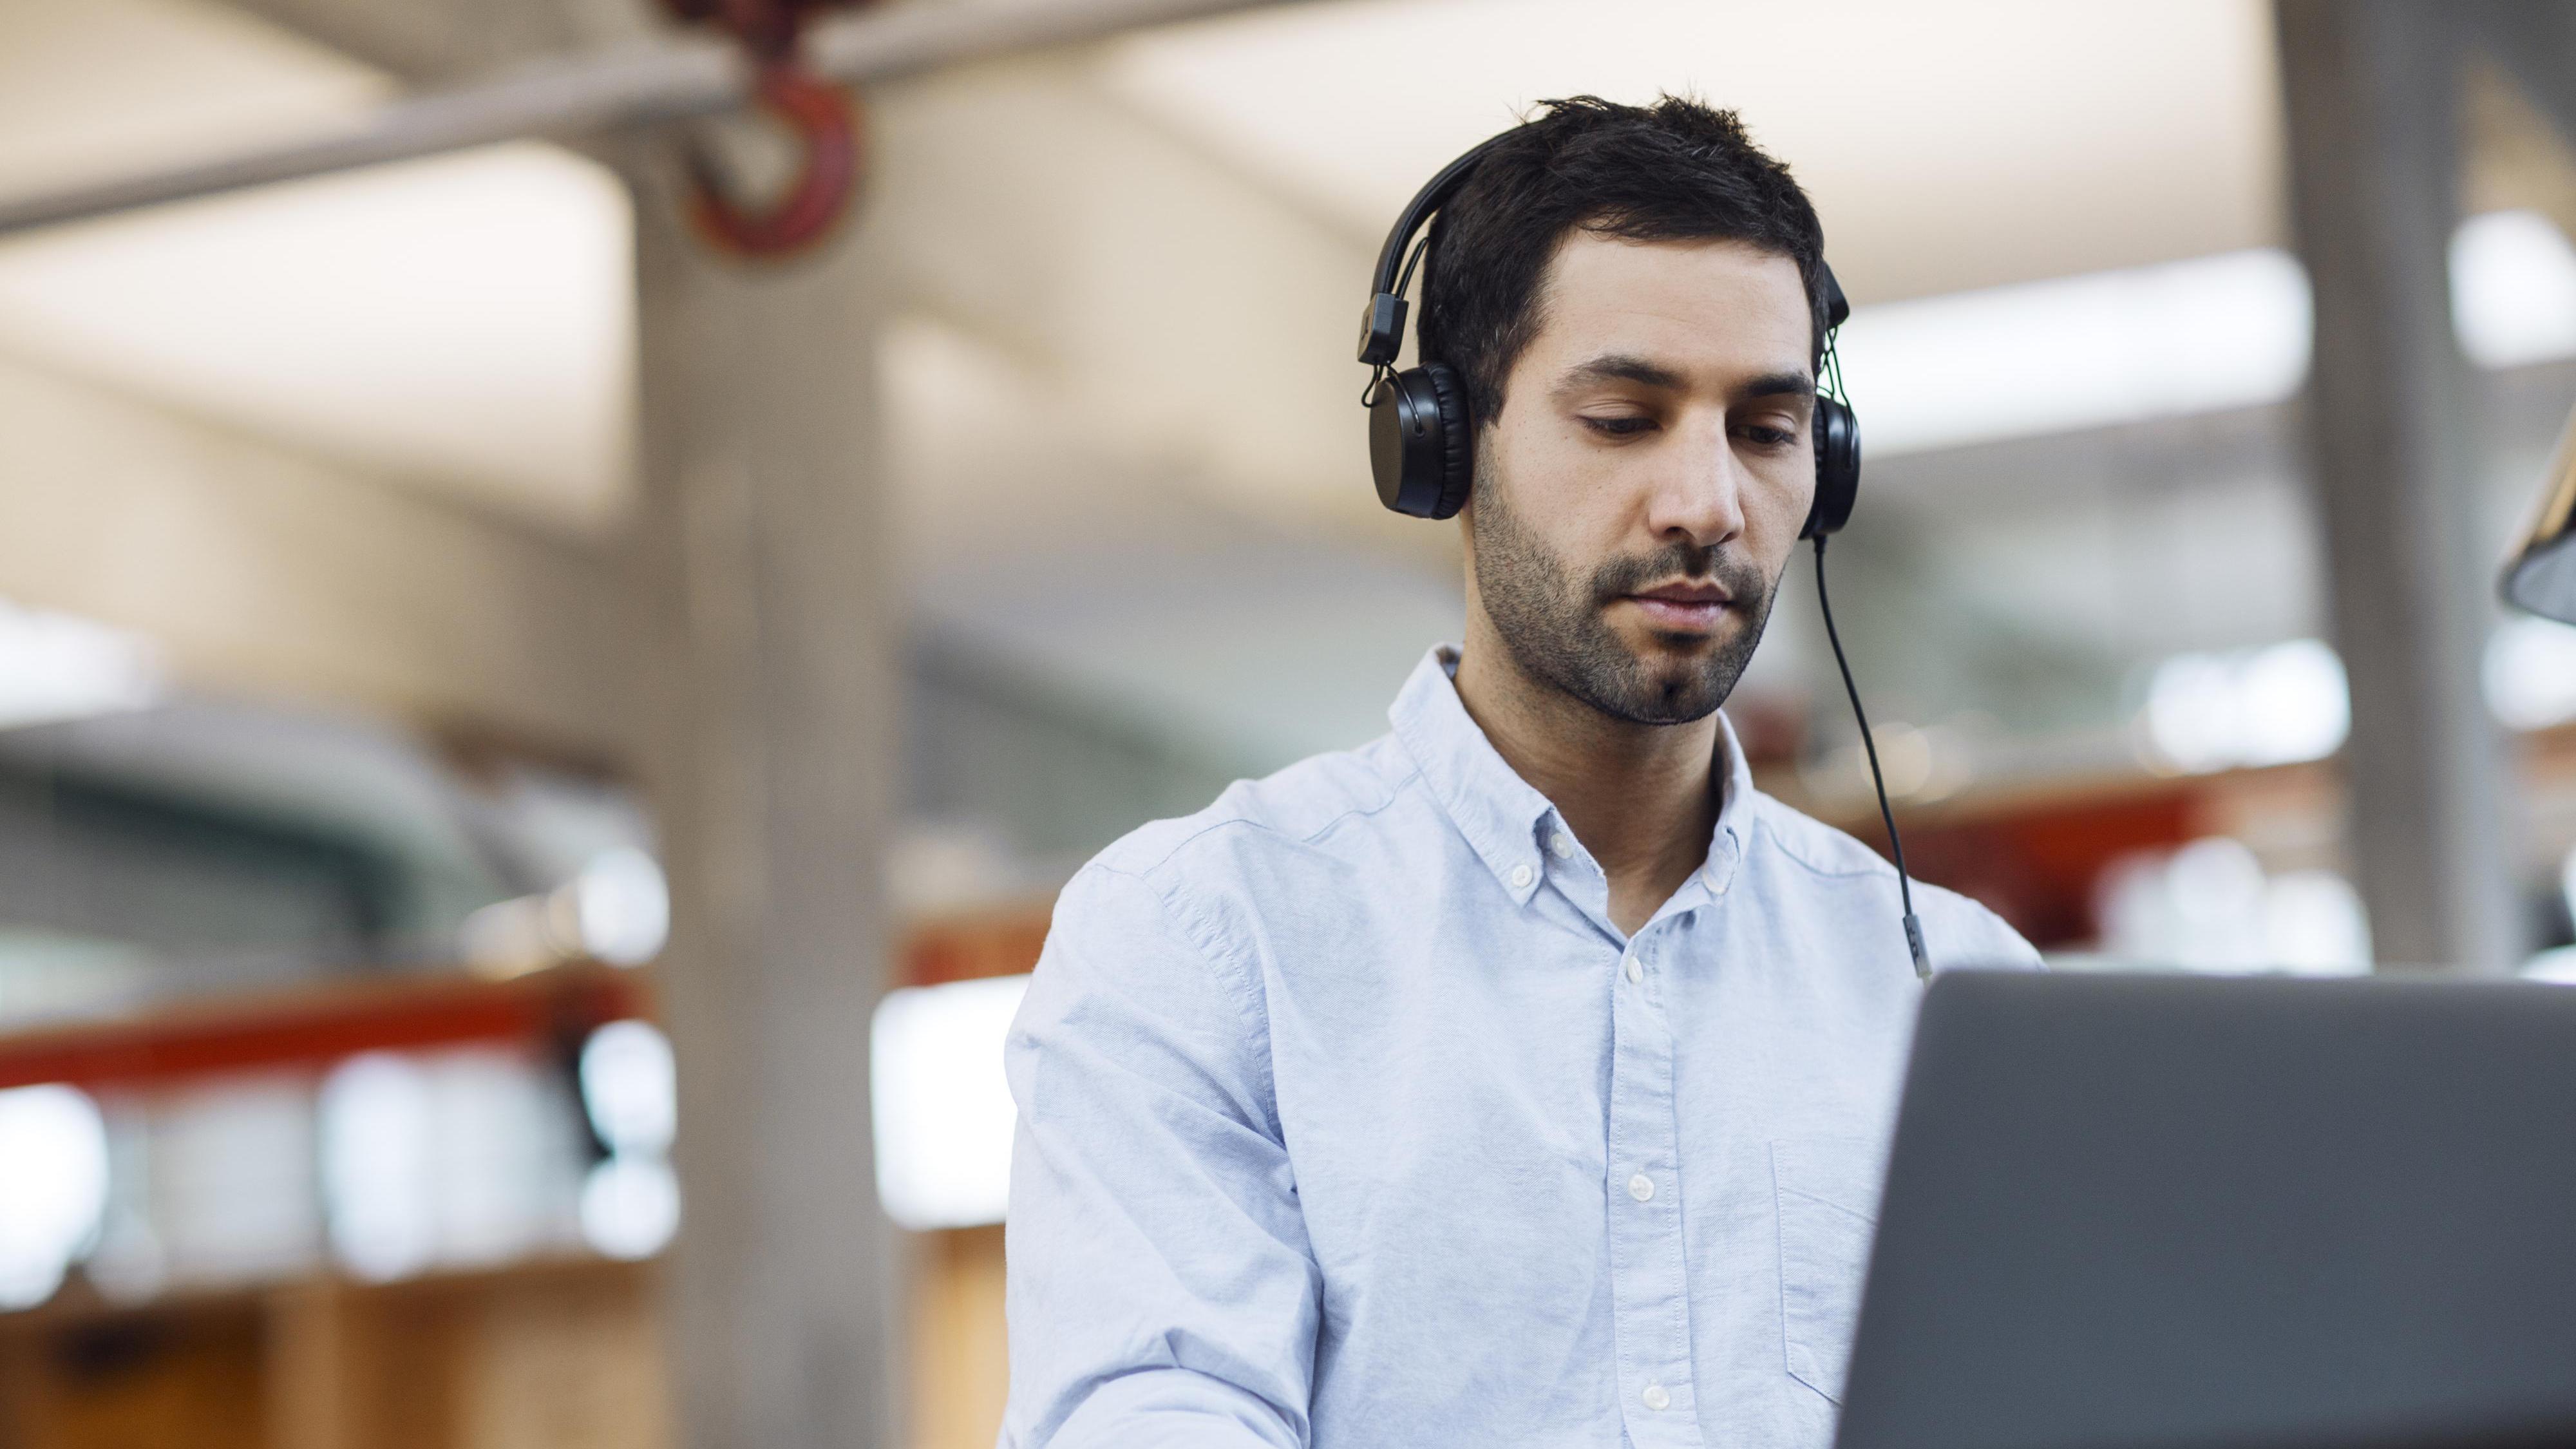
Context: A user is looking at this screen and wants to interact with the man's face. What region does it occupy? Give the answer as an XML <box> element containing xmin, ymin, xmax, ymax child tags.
<box><xmin>1465</xmin><ymin>232</ymin><xmax>1817</xmax><ymax>726</ymax></box>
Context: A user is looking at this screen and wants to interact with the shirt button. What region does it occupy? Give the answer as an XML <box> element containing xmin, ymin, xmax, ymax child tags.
<box><xmin>1510</xmin><ymin>864</ymin><xmax>1534</xmax><ymax>890</ymax></box>
<box><xmin>1627</xmin><ymin>1173</ymin><xmax>1654</xmax><ymax>1202</ymax></box>
<box><xmin>1642</xmin><ymin>1383</ymin><xmax>1671</xmax><ymax>1411</ymax></box>
<box><xmin>1624</xmin><ymin>956</ymin><xmax>1643</xmax><ymax>984</ymax></box>
<box><xmin>1548</xmin><ymin>832</ymin><xmax>1573</xmax><ymax>858</ymax></box>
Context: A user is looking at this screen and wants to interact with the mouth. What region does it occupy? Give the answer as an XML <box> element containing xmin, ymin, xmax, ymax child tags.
<box><xmin>1618</xmin><ymin>580</ymin><xmax>1736</xmax><ymax>632</ymax></box>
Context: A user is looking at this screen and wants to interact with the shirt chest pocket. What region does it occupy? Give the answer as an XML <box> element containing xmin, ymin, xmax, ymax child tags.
<box><xmin>1770</xmin><ymin>1137</ymin><xmax>1885</xmax><ymax>1405</ymax></box>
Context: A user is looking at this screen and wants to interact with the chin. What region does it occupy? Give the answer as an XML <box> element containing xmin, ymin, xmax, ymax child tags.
<box><xmin>1611</xmin><ymin>632</ymin><xmax>1745</xmax><ymax>718</ymax></box>
<box><xmin>1623</xmin><ymin>644</ymin><xmax>1721</xmax><ymax>689</ymax></box>
<box><xmin>1629</xmin><ymin>624</ymin><xmax>1732</xmax><ymax>661</ymax></box>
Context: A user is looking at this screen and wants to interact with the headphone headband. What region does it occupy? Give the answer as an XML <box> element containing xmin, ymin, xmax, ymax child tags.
<box><xmin>1358</xmin><ymin>136</ymin><xmax>1510</xmax><ymax>368</ymax></box>
<box><xmin>1817</xmin><ymin>260</ymin><xmax>1852</xmax><ymax>332</ymax></box>
<box><xmin>1361</xmin><ymin>136</ymin><xmax>1851</xmax><ymax>366</ymax></box>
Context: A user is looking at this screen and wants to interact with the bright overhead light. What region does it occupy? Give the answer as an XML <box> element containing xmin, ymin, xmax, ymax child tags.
<box><xmin>871</xmin><ymin>974</ymin><xmax>1028</xmax><ymax>1232</ymax></box>
<box><xmin>2098</xmin><ymin>840</ymin><xmax>2370</xmax><ymax>974</ymax></box>
<box><xmin>580</xmin><ymin>1019</ymin><xmax>676</xmax><ymax>1159</ymax></box>
<box><xmin>574</xmin><ymin>848</ymin><xmax>669</xmax><ymax>967</ymax></box>
<box><xmin>1837</xmin><ymin>249</ymin><xmax>2311</xmax><ymax>457</ymax></box>
<box><xmin>0</xmin><ymin>1083</ymin><xmax>109</xmax><ymax>1309</ymax></box>
<box><xmin>1823</xmin><ymin>209</ymin><xmax>2576</xmax><ymax>459</ymax></box>
<box><xmin>0</xmin><ymin>598</ymin><xmax>161</xmax><ymax>730</ymax></box>
<box><xmin>318</xmin><ymin>1052</ymin><xmax>437</xmax><ymax>1282</ymax></box>
<box><xmin>580</xmin><ymin>1154</ymin><xmax>679</xmax><ymax>1260</ymax></box>
<box><xmin>2452</xmin><ymin>209</ymin><xmax>2576</xmax><ymax>368</ymax></box>
<box><xmin>2485</xmin><ymin>614</ymin><xmax>2576</xmax><ymax>730</ymax></box>
<box><xmin>2139</xmin><ymin>638</ymin><xmax>2349</xmax><ymax>774</ymax></box>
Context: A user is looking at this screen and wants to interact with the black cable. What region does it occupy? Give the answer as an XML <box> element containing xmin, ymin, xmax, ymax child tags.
<box><xmin>1812</xmin><ymin>533</ymin><xmax>1931</xmax><ymax>981</ymax></box>
<box><xmin>1358</xmin><ymin>234</ymin><xmax>1437</xmax><ymax>406</ymax></box>
<box><xmin>1393</xmin><ymin>232</ymin><xmax>1431</xmax><ymax>301</ymax></box>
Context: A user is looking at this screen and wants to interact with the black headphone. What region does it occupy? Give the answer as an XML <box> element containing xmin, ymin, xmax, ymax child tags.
<box><xmin>1357</xmin><ymin>135</ymin><xmax>1862</xmax><ymax>538</ymax></box>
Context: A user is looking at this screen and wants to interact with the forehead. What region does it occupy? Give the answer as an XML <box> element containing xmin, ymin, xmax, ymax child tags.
<box><xmin>1526</xmin><ymin>232</ymin><xmax>1812</xmax><ymax>375</ymax></box>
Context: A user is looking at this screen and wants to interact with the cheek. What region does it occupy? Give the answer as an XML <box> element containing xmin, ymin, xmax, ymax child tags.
<box><xmin>1491</xmin><ymin>413</ymin><xmax>1642</xmax><ymax>528</ymax></box>
<box><xmin>1493</xmin><ymin>411</ymin><xmax>1596</xmax><ymax>485</ymax></box>
<box><xmin>1741</xmin><ymin>451</ymin><xmax>1817</xmax><ymax>543</ymax></box>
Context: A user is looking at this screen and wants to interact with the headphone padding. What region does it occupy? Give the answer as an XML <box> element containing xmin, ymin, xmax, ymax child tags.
<box><xmin>1421</xmin><ymin>362</ymin><xmax>1475</xmax><ymax>520</ymax></box>
<box><xmin>1803</xmin><ymin>395</ymin><xmax>1862</xmax><ymax>539</ymax></box>
<box><xmin>1370</xmin><ymin>369</ymin><xmax>1454</xmax><ymax>518</ymax></box>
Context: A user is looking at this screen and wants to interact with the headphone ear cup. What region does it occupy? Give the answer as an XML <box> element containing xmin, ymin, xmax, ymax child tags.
<box><xmin>1803</xmin><ymin>395</ymin><xmax>1862</xmax><ymax>539</ymax></box>
<box><xmin>1369</xmin><ymin>364</ymin><xmax>1477</xmax><ymax>519</ymax></box>
<box><xmin>1420</xmin><ymin>362</ymin><xmax>1475</xmax><ymax>520</ymax></box>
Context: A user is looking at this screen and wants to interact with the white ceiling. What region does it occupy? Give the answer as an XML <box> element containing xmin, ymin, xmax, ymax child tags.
<box><xmin>1101</xmin><ymin>0</ymin><xmax>2286</xmax><ymax>303</ymax></box>
<box><xmin>0</xmin><ymin>0</ymin><xmax>2295</xmax><ymax>540</ymax></box>
<box><xmin>0</xmin><ymin>0</ymin><xmax>2332</xmax><ymax>773</ymax></box>
<box><xmin>0</xmin><ymin>0</ymin><xmax>633</xmax><ymax>534</ymax></box>
<box><xmin>0</xmin><ymin>0</ymin><xmax>384</xmax><ymax>194</ymax></box>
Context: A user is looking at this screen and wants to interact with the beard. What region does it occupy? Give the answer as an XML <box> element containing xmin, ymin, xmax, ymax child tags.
<box><xmin>1468</xmin><ymin>467</ymin><xmax>1780</xmax><ymax>726</ymax></box>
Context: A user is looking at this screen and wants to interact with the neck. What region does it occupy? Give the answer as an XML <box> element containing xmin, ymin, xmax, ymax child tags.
<box><xmin>1452</xmin><ymin>615</ymin><xmax>1723</xmax><ymax>936</ymax></box>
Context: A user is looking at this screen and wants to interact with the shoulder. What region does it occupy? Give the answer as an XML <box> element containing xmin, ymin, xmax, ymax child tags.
<box><xmin>1747</xmin><ymin>788</ymin><xmax>1904</xmax><ymax>881</ymax></box>
<box><xmin>1030</xmin><ymin>739</ymin><xmax>1420</xmax><ymax>1063</ymax></box>
<box><xmin>1745</xmin><ymin>789</ymin><xmax>2043</xmax><ymax>971</ymax></box>
<box><xmin>1086</xmin><ymin>733</ymin><xmax>1420</xmax><ymax>885</ymax></box>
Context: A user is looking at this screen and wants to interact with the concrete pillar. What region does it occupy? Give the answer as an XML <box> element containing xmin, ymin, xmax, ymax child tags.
<box><xmin>625</xmin><ymin>165</ymin><xmax>900</xmax><ymax>1445</ymax></box>
<box><xmin>2276</xmin><ymin>1</ymin><xmax>2524</xmax><ymax>972</ymax></box>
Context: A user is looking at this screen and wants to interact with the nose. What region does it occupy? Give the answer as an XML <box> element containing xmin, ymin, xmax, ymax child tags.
<box><xmin>1640</xmin><ymin>411</ymin><xmax>1746</xmax><ymax>550</ymax></box>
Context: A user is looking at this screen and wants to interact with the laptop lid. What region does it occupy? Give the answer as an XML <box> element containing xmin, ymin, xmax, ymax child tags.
<box><xmin>1836</xmin><ymin>971</ymin><xmax>2576</xmax><ymax>1449</ymax></box>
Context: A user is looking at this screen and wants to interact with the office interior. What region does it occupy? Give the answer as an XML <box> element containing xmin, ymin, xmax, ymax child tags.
<box><xmin>0</xmin><ymin>0</ymin><xmax>2571</xmax><ymax>1444</ymax></box>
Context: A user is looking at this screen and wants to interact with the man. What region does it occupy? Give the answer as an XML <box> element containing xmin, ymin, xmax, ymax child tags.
<box><xmin>1000</xmin><ymin>96</ymin><xmax>2038</xmax><ymax>1449</ymax></box>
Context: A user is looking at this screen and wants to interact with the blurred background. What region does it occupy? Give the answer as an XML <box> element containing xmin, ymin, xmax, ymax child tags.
<box><xmin>0</xmin><ymin>0</ymin><xmax>2573</xmax><ymax>1443</ymax></box>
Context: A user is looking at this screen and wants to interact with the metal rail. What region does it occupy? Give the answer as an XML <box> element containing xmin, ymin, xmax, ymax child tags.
<box><xmin>0</xmin><ymin>0</ymin><xmax>1293</xmax><ymax>238</ymax></box>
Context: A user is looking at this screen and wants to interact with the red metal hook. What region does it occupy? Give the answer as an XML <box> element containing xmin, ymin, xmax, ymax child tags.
<box><xmin>665</xmin><ymin>0</ymin><xmax>866</xmax><ymax>259</ymax></box>
<box><xmin>685</xmin><ymin>63</ymin><xmax>861</xmax><ymax>257</ymax></box>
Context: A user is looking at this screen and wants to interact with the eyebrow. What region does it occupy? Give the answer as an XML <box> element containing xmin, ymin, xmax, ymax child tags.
<box><xmin>1737</xmin><ymin>370</ymin><xmax>1817</xmax><ymax>402</ymax></box>
<box><xmin>1552</xmin><ymin>354</ymin><xmax>1817</xmax><ymax>402</ymax></box>
<box><xmin>1554</xmin><ymin>354</ymin><xmax>1686</xmax><ymax>393</ymax></box>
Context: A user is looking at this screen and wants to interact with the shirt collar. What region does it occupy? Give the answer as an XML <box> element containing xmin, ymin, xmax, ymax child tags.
<box><xmin>1388</xmin><ymin>645</ymin><xmax>1758</xmax><ymax>905</ymax></box>
<box><xmin>1390</xmin><ymin>647</ymin><xmax>1557</xmax><ymax>905</ymax></box>
<box><xmin>1702</xmin><ymin>706</ymin><xmax>1754</xmax><ymax>898</ymax></box>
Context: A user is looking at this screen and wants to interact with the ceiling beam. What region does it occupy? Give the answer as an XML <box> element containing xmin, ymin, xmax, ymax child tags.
<box><xmin>2</xmin><ymin>0</ymin><xmax>1302</xmax><ymax>237</ymax></box>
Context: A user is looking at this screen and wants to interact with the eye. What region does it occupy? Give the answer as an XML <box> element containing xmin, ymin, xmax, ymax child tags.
<box><xmin>1580</xmin><ymin>415</ymin><xmax>1658</xmax><ymax>438</ymax></box>
<box><xmin>1736</xmin><ymin>422</ymin><xmax>1799</xmax><ymax>450</ymax></box>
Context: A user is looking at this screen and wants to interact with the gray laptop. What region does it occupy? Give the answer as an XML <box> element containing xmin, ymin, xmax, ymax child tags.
<box><xmin>1836</xmin><ymin>970</ymin><xmax>2576</xmax><ymax>1449</ymax></box>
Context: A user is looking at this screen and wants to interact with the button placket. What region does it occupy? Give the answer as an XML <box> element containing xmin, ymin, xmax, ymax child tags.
<box><xmin>1604</xmin><ymin>926</ymin><xmax>1702</xmax><ymax>1445</ymax></box>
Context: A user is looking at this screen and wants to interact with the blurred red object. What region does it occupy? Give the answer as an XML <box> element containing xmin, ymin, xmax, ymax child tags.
<box><xmin>663</xmin><ymin>0</ymin><xmax>869</xmax><ymax>257</ymax></box>
<box><xmin>0</xmin><ymin>966</ymin><xmax>648</xmax><ymax>1095</ymax></box>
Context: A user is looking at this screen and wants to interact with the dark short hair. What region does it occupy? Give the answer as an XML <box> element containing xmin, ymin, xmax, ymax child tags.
<box><xmin>1417</xmin><ymin>94</ymin><xmax>1829</xmax><ymax>426</ymax></box>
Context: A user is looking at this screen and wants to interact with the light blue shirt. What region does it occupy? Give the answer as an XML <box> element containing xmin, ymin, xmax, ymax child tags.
<box><xmin>1002</xmin><ymin>647</ymin><xmax>2039</xmax><ymax>1449</ymax></box>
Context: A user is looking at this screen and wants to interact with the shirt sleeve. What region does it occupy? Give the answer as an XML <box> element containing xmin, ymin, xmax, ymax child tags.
<box><xmin>998</xmin><ymin>862</ymin><xmax>1320</xmax><ymax>1449</ymax></box>
<box><xmin>1923</xmin><ymin>882</ymin><xmax>2047</xmax><ymax>973</ymax></box>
